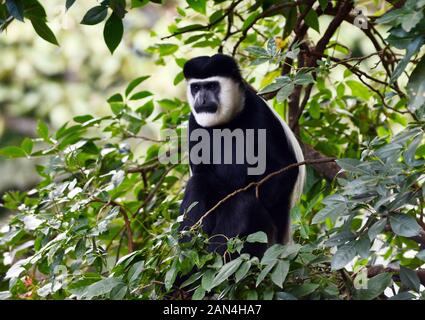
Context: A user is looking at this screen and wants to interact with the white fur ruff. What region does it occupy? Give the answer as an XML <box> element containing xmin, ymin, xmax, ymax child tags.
<box><xmin>187</xmin><ymin>76</ymin><xmax>245</xmax><ymax>127</ymax></box>
<box><xmin>260</xmin><ymin>98</ymin><xmax>306</xmax><ymax>243</ymax></box>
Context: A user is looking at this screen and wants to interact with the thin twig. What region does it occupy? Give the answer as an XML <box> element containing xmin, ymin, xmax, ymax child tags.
<box><xmin>190</xmin><ymin>158</ymin><xmax>336</xmax><ymax>230</ymax></box>
<box><xmin>91</xmin><ymin>198</ymin><xmax>134</xmax><ymax>252</ymax></box>
<box><xmin>161</xmin><ymin>0</ymin><xmax>243</xmax><ymax>40</ymax></box>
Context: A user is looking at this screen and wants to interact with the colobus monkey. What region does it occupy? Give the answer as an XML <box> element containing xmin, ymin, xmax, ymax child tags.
<box><xmin>179</xmin><ymin>54</ymin><xmax>305</xmax><ymax>257</ymax></box>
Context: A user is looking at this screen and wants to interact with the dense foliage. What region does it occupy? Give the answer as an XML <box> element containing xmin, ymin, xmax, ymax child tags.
<box><xmin>0</xmin><ymin>0</ymin><xmax>425</xmax><ymax>300</ymax></box>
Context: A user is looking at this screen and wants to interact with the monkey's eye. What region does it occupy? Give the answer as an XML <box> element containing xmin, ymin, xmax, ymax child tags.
<box><xmin>191</xmin><ymin>84</ymin><xmax>200</xmax><ymax>93</ymax></box>
<box><xmin>206</xmin><ymin>82</ymin><xmax>218</xmax><ymax>90</ymax></box>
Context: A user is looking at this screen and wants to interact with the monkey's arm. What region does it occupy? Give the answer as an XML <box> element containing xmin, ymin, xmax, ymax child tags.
<box><xmin>179</xmin><ymin>172</ymin><xmax>277</xmax><ymax>256</ymax></box>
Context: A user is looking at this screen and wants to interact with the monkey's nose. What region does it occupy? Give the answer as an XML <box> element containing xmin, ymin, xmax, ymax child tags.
<box><xmin>195</xmin><ymin>102</ymin><xmax>218</xmax><ymax>113</ymax></box>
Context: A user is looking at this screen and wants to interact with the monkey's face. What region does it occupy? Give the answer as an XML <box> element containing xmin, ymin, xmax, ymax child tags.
<box><xmin>187</xmin><ymin>76</ymin><xmax>244</xmax><ymax>127</ymax></box>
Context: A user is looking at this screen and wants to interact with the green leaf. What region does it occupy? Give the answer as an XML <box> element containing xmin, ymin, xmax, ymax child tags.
<box><xmin>66</xmin><ymin>0</ymin><xmax>76</xmax><ymax>11</ymax></box>
<box><xmin>136</xmin><ymin>100</ymin><xmax>154</xmax><ymax>118</ymax></box>
<box><xmin>186</xmin><ymin>0</ymin><xmax>206</xmax><ymax>15</ymax></box>
<box><xmin>256</xmin><ymin>263</ymin><xmax>275</xmax><ymax>287</ymax></box>
<box><xmin>245</xmin><ymin>46</ymin><xmax>269</xmax><ymax>57</ymax></box>
<box><xmin>318</xmin><ymin>0</ymin><xmax>328</xmax><ymax>10</ymax></box>
<box><xmin>294</xmin><ymin>72</ymin><xmax>314</xmax><ymax>85</ymax></box>
<box><xmin>389</xmin><ymin>214</ymin><xmax>422</xmax><ymax>237</ymax></box>
<box><xmin>109</xmin><ymin>102</ymin><xmax>125</xmax><ymax>114</ymax></box>
<box><xmin>103</xmin><ymin>13</ymin><xmax>124</xmax><ymax>54</ymax></box>
<box><xmin>73</xmin><ymin>115</ymin><xmax>94</xmax><ymax>123</ymax></box>
<box><xmin>81</xmin><ymin>278</ymin><xmax>123</xmax><ymax>299</ymax></box>
<box><xmin>110</xmin><ymin>283</ymin><xmax>127</xmax><ymax>299</ymax></box>
<box><xmin>180</xmin><ymin>272</ymin><xmax>203</xmax><ymax>288</ymax></box>
<box><xmin>108</xmin><ymin>93</ymin><xmax>123</xmax><ymax>103</ymax></box>
<box><xmin>22</xmin><ymin>0</ymin><xmax>47</xmax><ymax>20</ymax></box>
<box><xmin>20</xmin><ymin>138</ymin><xmax>33</xmax><ymax>155</ymax></box>
<box><xmin>0</xmin><ymin>146</ymin><xmax>27</xmax><ymax>158</ymax></box>
<box><xmin>192</xmin><ymin>286</ymin><xmax>205</xmax><ymax>300</ymax></box>
<box><xmin>290</xmin><ymin>283</ymin><xmax>319</xmax><ymax>298</ymax></box>
<box><xmin>283</xmin><ymin>6</ymin><xmax>297</xmax><ymax>38</ymax></box>
<box><xmin>157</xmin><ymin>99</ymin><xmax>177</xmax><ymax>110</ymax></box>
<box><xmin>416</xmin><ymin>250</ymin><xmax>425</xmax><ymax>261</ymax></box>
<box><xmin>209</xmin><ymin>9</ymin><xmax>224</xmax><ymax>24</ymax></box>
<box><xmin>261</xmin><ymin>244</ymin><xmax>285</xmax><ymax>265</ymax></box>
<box><xmin>173</xmin><ymin>71</ymin><xmax>184</xmax><ymax>85</ymax></box>
<box><xmin>246</xmin><ymin>290</ymin><xmax>258</xmax><ymax>300</ymax></box>
<box><xmin>346</xmin><ymin>80</ymin><xmax>372</xmax><ymax>100</ymax></box>
<box><xmin>201</xmin><ymin>269</ymin><xmax>215</xmax><ymax>291</ymax></box>
<box><xmin>242</xmin><ymin>12</ymin><xmax>259</xmax><ymax>32</ymax></box>
<box><xmin>407</xmin><ymin>57</ymin><xmax>425</xmax><ymax>112</ymax></box>
<box><xmin>164</xmin><ymin>260</ymin><xmax>178</xmax><ymax>291</ymax></box>
<box><xmin>391</xmin><ymin>36</ymin><xmax>424</xmax><ymax>83</ymax></box>
<box><xmin>75</xmin><ymin>238</ymin><xmax>86</xmax><ymax>258</ymax></box>
<box><xmin>336</xmin><ymin>158</ymin><xmax>369</xmax><ymax>174</ymax></box>
<box><xmin>36</xmin><ymin>120</ymin><xmax>49</xmax><ymax>141</ymax></box>
<box><xmin>389</xmin><ymin>292</ymin><xmax>416</xmax><ymax>300</ymax></box>
<box><xmin>131</xmin><ymin>0</ymin><xmax>149</xmax><ymax>9</ymax></box>
<box><xmin>125</xmin><ymin>76</ymin><xmax>150</xmax><ymax>97</ymax></box>
<box><xmin>81</xmin><ymin>6</ymin><xmax>108</xmax><ymax>25</ymax></box>
<box><xmin>271</xmin><ymin>260</ymin><xmax>289</xmax><ymax>288</ymax></box>
<box><xmin>355</xmin><ymin>273</ymin><xmax>392</xmax><ymax>300</ymax></box>
<box><xmin>129</xmin><ymin>91</ymin><xmax>153</xmax><ymax>100</ymax></box>
<box><xmin>30</xmin><ymin>18</ymin><xmax>59</xmax><ymax>45</ymax></box>
<box><xmin>308</xmin><ymin>100</ymin><xmax>321</xmax><ymax>119</ymax></box>
<box><xmin>158</xmin><ymin>43</ymin><xmax>178</xmax><ymax>56</ymax></box>
<box><xmin>376</xmin><ymin>8</ymin><xmax>401</xmax><ymax>24</ymax></box>
<box><xmin>6</xmin><ymin>0</ymin><xmax>24</xmax><ymax>22</ymax></box>
<box><xmin>127</xmin><ymin>261</ymin><xmax>144</xmax><ymax>284</ymax></box>
<box><xmin>355</xmin><ymin>236</ymin><xmax>371</xmax><ymax>259</ymax></box>
<box><xmin>312</xmin><ymin>200</ymin><xmax>347</xmax><ymax>224</ymax></box>
<box><xmin>331</xmin><ymin>243</ymin><xmax>356</xmax><ymax>270</ymax></box>
<box><xmin>276</xmin><ymin>83</ymin><xmax>294</xmax><ymax>102</ymax></box>
<box><xmin>235</xmin><ymin>260</ymin><xmax>251</xmax><ymax>282</ymax></box>
<box><xmin>399</xmin><ymin>266</ymin><xmax>420</xmax><ymax>292</ymax></box>
<box><xmin>401</xmin><ymin>10</ymin><xmax>423</xmax><ymax>32</ymax></box>
<box><xmin>280</xmin><ymin>244</ymin><xmax>302</xmax><ymax>259</ymax></box>
<box><xmin>375</xmin><ymin>142</ymin><xmax>403</xmax><ymax>160</ymax></box>
<box><xmin>211</xmin><ymin>258</ymin><xmax>242</xmax><ymax>288</ymax></box>
<box><xmin>404</xmin><ymin>133</ymin><xmax>423</xmax><ymax>165</ymax></box>
<box><xmin>276</xmin><ymin>291</ymin><xmax>297</xmax><ymax>300</ymax></box>
<box><xmin>0</xmin><ymin>291</ymin><xmax>12</xmax><ymax>300</ymax></box>
<box><xmin>259</xmin><ymin>81</ymin><xmax>285</xmax><ymax>94</ymax></box>
<box><xmin>172</xmin><ymin>24</ymin><xmax>204</xmax><ymax>34</ymax></box>
<box><xmin>368</xmin><ymin>219</ymin><xmax>387</xmax><ymax>241</ymax></box>
<box><xmin>304</xmin><ymin>9</ymin><xmax>320</xmax><ymax>33</ymax></box>
<box><xmin>246</xmin><ymin>231</ymin><xmax>268</xmax><ymax>243</ymax></box>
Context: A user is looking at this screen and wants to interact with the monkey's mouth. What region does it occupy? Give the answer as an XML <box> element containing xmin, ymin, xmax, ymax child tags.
<box><xmin>195</xmin><ymin>103</ymin><xmax>218</xmax><ymax>113</ymax></box>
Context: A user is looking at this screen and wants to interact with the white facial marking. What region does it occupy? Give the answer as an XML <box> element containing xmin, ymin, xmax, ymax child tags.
<box><xmin>187</xmin><ymin>76</ymin><xmax>245</xmax><ymax>127</ymax></box>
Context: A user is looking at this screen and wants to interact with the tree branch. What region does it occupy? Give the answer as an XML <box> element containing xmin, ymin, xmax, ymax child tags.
<box><xmin>191</xmin><ymin>157</ymin><xmax>336</xmax><ymax>230</ymax></box>
<box><xmin>161</xmin><ymin>0</ymin><xmax>243</xmax><ymax>40</ymax></box>
<box><xmin>232</xmin><ymin>0</ymin><xmax>309</xmax><ymax>56</ymax></box>
<box><xmin>367</xmin><ymin>265</ymin><xmax>425</xmax><ymax>286</ymax></box>
<box><xmin>301</xmin><ymin>143</ymin><xmax>342</xmax><ymax>180</ymax></box>
<box><xmin>91</xmin><ymin>198</ymin><xmax>134</xmax><ymax>252</ymax></box>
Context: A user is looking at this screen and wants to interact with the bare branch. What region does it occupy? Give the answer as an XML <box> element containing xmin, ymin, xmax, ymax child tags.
<box><xmin>368</xmin><ymin>264</ymin><xmax>425</xmax><ymax>286</ymax></box>
<box><xmin>161</xmin><ymin>0</ymin><xmax>243</xmax><ymax>40</ymax></box>
<box><xmin>191</xmin><ymin>157</ymin><xmax>336</xmax><ymax>230</ymax></box>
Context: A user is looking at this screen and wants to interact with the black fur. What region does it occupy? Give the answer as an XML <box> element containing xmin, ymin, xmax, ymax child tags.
<box><xmin>180</xmin><ymin>54</ymin><xmax>299</xmax><ymax>257</ymax></box>
<box><xmin>183</xmin><ymin>54</ymin><xmax>243</xmax><ymax>82</ymax></box>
